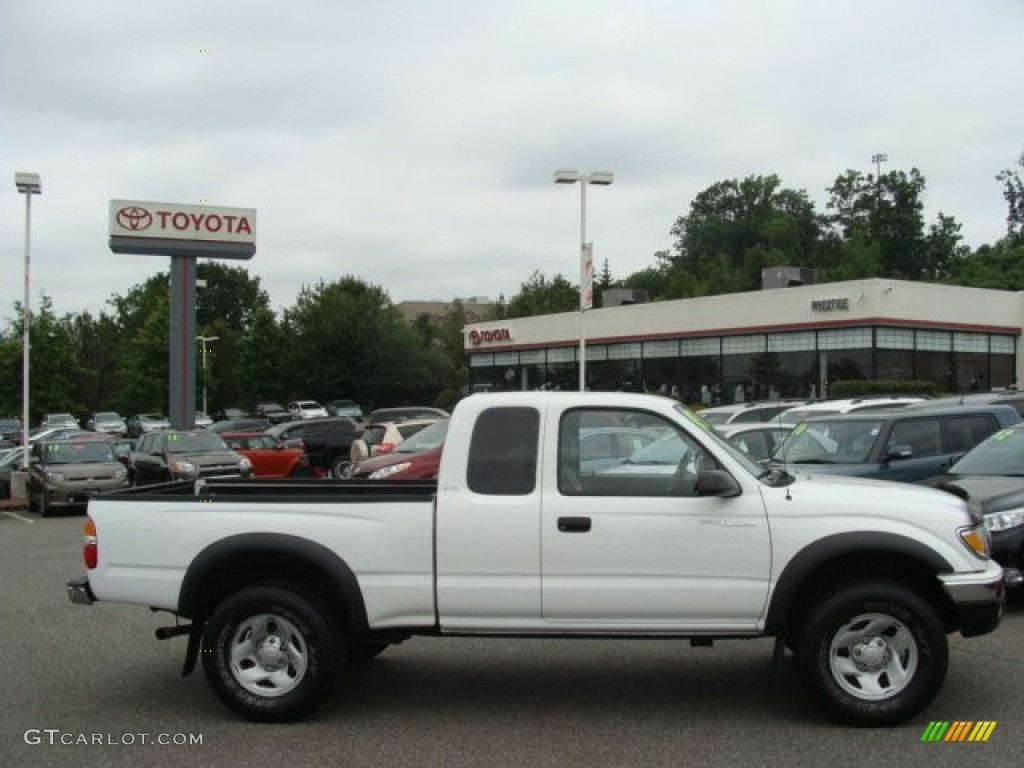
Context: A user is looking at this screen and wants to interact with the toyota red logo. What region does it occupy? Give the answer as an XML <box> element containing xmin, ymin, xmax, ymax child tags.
<box><xmin>469</xmin><ymin>328</ymin><xmax>511</xmax><ymax>345</ymax></box>
<box><xmin>116</xmin><ymin>206</ymin><xmax>153</xmax><ymax>231</ymax></box>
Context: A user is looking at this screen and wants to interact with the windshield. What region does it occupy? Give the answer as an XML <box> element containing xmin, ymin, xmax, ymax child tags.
<box><xmin>166</xmin><ymin>431</ymin><xmax>230</xmax><ymax>453</ymax></box>
<box><xmin>950</xmin><ymin>427</ymin><xmax>1024</xmax><ymax>476</ymax></box>
<box><xmin>42</xmin><ymin>441</ymin><xmax>115</xmax><ymax>464</ymax></box>
<box><xmin>95</xmin><ymin>412</ymin><xmax>121</xmax><ymax>421</ymax></box>
<box><xmin>394</xmin><ymin>420</ymin><xmax>449</xmax><ymax>453</ymax></box>
<box><xmin>775</xmin><ymin>419</ymin><xmax>883</xmax><ymax>464</ymax></box>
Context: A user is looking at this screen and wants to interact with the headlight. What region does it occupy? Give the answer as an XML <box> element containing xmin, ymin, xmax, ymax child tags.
<box><xmin>113</xmin><ymin>467</ymin><xmax>127</xmax><ymax>481</ymax></box>
<box><xmin>369</xmin><ymin>462</ymin><xmax>412</xmax><ymax>480</ymax></box>
<box><xmin>239</xmin><ymin>457</ymin><xmax>253</xmax><ymax>473</ymax></box>
<box><xmin>984</xmin><ymin>508</ymin><xmax>1024</xmax><ymax>533</ymax></box>
<box><xmin>46</xmin><ymin>472</ymin><xmax>66</xmax><ymax>483</ymax></box>
<box><xmin>170</xmin><ymin>460</ymin><xmax>197</xmax><ymax>477</ymax></box>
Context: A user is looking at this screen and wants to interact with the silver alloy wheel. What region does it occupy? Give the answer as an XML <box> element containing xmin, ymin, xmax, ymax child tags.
<box><xmin>229</xmin><ymin>613</ymin><xmax>309</xmax><ymax>697</ymax></box>
<box><xmin>828</xmin><ymin>611</ymin><xmax>918</xmax><ymax>700</ymax></box>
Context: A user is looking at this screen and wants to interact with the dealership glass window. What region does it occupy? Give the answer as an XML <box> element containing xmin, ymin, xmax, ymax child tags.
<box><xmin>954</xmin><ymin>333</ymin><xmax>988</xmax><ymax>353</ymax></box>
<box><xmin>681</xmin><ymin>337</ymin><xmax>720</xmax><ymax>357</ymax></box>
<box><xmin>644</xmin><ymin>340</ymin><xmax>679</xmax><ymax>358</ymax></box>
<box><xmin>990</xmin><ymin>353</ymin><xmax>1015</xmax><ymax>389</ymax></box>
<box><xmin>608</xmin><ymin>342</ymin><xmax>641</xmax><ymax>360</ymax></box>
<box><xmin>824</xmin><ymin>348</ymin><xmax>872</xmax><ymax>385</ymax></box>
<box><xmin>877</xmin><ymin>328</ymin><xmax>914</xmax><ymax>349</ymax></box>
<box><xmin>876</xmin><ymin>348</ymin><xmax>913</xmax><ymax>380</ymax></box>
<box><xmin>818</xmin><ymin>328</ymin><xmax>872</xmax><ymax>350</ymax></box>
<box><xmin>545</xmin><ymin>347</ymin><xmax>578</xmax><ymax>391</ymax></box>
<box><xmin>770</xmin><ymin>350</ymin><xmax>818</xmax><ymax>398</ymax></box>
<box><xmin>679</xmin><ymin>355</ymin><xmax>719</xmax><ymax>404</ymax></box>
<box><xmin>469</xmin><ymin>353</ymin><xmax>494</xmax><ymax>368</ymax></box>
<box><xmin>722</xmin><ymin>334</ymin><xmax>766</xmax><ymax>355</ymax></box>
<box><xmin>767</xmin><ymin>332</ymin><xmax>815</xmax><ymax>352</ymax></box>
<box><xmin>916</xmin><ymin>330</ymin><xmax>951</xmax><ymax>352</ymax></box>
<box><xmin>991</xmin><ymin>336</ymin><xmax>1015</xmax><ymax>355</ymax></box>
<box><xmin>587</xmin><ymin>345</ymin><xmax>608</xmax><ymax>361</ymax></box>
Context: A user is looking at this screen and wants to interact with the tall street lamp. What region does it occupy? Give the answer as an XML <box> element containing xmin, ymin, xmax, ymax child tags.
<box><xmin>553</xmin><ymin>169</ymin><xmax>614</xmax><ymax>391</ymax></box>
<box><xmin>15</xmin><ymin>173</ymin><xmax>41</xmax><ymax>469</ymax></box>
<box><xmin>196</xmin><ymin>335</ymin><xmax>219</xmax><ymax>417</ymax></box>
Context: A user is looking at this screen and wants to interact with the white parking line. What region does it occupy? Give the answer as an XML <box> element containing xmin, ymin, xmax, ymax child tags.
<box><xmin>1</xmin><ymin>510</ymin><xmax>35</xmax><ymax>523</ymax></box>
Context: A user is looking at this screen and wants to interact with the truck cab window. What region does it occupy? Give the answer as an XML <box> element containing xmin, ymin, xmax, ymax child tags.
<box><xmin>467</xmin><ymin>407</ymin><xmax>539</xmax><ymax>495</ymax></box>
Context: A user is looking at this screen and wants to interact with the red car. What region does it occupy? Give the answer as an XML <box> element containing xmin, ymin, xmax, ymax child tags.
<box><xmin>350</xmin><ymin>419</ymin><xmax>448</xmax><ymax>480</ymax></box>
<box><xmin>220</xmin><ymin>432</ymin><xmax>311</xmax><ymax>478</ymax></box>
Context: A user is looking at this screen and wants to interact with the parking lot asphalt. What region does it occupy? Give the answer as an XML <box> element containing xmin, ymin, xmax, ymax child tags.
<box><xmin>2</xmin><ymin>509</ymin><xmax>1022</xmax><ymax>768</ymax></box>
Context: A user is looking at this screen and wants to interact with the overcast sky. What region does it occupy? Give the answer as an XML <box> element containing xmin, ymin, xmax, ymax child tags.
<box><xmin>2</xmin><ymin>0</ymin><xmax>1022</xmax><ymax>323</ymax></box>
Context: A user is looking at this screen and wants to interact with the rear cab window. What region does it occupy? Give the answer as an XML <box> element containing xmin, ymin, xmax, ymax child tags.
<box><xmin>466</xmin><ymin>407</ymin><xmax>539</xmax><ymax>495</ymax></box>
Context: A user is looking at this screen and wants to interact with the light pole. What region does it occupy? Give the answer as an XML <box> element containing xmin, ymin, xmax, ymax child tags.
<box><xmin>553</xmin><ymin>169</ymin><xmax>614</xmax><ymax>391</ymax></box>
<box><xmin>15</xmin><ymin>173</ymin><xmax>41</xmax><ymax>469</ymax></box>
<box><xmin>871</xmin><ymin>153</ymin><xmax>888</xmax><ymax>179</ymax></box>
<box><xmin>196</xmin><ymin>335</ymin><xmax>219</xmax><ymax>417</ymax></box>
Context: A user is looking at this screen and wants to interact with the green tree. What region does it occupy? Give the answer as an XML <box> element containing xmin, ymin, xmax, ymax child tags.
<box><xmin>281</xmin><ymin>277</ymin><xmax>433</xmax><ymax>409</ymax></box>
<box><xmin>665</xmin><ymin>175</ymin><xmax>823</xmax><ymax>297</ymax></box>
<box><xmin>499</xmin><ymin>271</ymin><xmax>579</xmax><ymax>319</ymax></box>
<box><xmin>996</xmin><ymin>149</ymin><xmax>1024</xmax><ymax>241</ymax></box>
<box><xmin>825</xmin><ymin>168</ymin><xmax>962</xmax><ymax>281</ymax></box>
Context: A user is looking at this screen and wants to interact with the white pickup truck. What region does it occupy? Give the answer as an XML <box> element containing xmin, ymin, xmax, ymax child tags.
<box><xmin>67</xmin><ymin>392</ymin><xmax>1005</xmax><ymax>726</ymax></box>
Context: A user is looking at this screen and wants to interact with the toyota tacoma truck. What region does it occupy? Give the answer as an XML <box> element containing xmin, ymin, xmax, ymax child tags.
<box><xmin>67</xmin><ymin>392</ymin><xmax>1005</xmax><ymax>725</ymax></box>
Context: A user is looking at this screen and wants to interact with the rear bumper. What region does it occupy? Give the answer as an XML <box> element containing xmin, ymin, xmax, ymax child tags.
<box><xmin>940</xmin><ymin>561</ymin><xmax>1006</xmax><ymax>638</ymax></box>
<box><xmin>66</xmin><ymin>575</ymin><xmax>96</xmax><ymax>606</ymax></box>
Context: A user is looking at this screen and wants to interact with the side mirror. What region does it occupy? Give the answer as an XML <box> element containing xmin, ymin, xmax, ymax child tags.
<box><xmin>694</xmin><ymin>469</ymin><xmax>742</xmax><ymax>497</ymax></box>
<box><xmin>884</xmin><ymin>444</ymin><xmax>913</xmax><ymax>461</ymax></box>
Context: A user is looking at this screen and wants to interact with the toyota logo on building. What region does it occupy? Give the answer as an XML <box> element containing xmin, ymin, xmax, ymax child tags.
<box><xmin>116</xmin><ymin>205</ymin><xmax>153</xmax><ymax>231</ymax></box>
<box><xmin>469</xmin><ymin>328</ymin><xmax>512</xmax><ymax>345</ymax></box>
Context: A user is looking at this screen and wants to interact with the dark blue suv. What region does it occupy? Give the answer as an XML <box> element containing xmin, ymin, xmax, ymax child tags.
<box><xmin>770</xmin><ymin>404</ymin><xmax>1021</xmax><ymax>483</ymax></box>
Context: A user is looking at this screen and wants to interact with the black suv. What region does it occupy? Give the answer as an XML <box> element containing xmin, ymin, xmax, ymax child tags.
<box><xmin>771</xmin><ymin>404</ymin><xmax>1022</xmax><ymax>483</ymax></box>
<box><xmin>252</xmin><ymin>402</ymin><xmax>292</xmax><ymax>424</ymax></box>
<box><xmin>128</xmin><ymin>429</ymin><xmax>253</xmax><ymax>486</ymax></box>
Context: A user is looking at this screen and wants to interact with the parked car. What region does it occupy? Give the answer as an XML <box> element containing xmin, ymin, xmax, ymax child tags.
<box><xmin>288</xmin><ymin>400</ymin><xmax>328</xmax><ymax>420</ymax></box>
<box><xmin>264</xmin><ymin>419</ymin><xmax>311</xmax><ymax>448</ymax></box>
<box><xmin>126</xmin><ymin>413</ymin><xmax>171</xmax><ymax>438</ymax></box>
<box><xmin>41</xmin><ymin>412</ymin><xmax>79</xmax><ymax>429</ymax></box>
<box><xmin>208</xmin><ymin>418</ymin><xmax>271</xmax><ymax>434</ymax></box>
<box><xmin>699</xmin><ymin>400</ymin><xmax>805</xmax><ymax>426</ymax></box>
<box><xmin>296</xmin><ymin>417</ymin><xmax>363</xmax><ymax>478</ymax></box>
<box><xmin>350</xmin><ymin>419</ymin><xmax>449</xmax><ymax>479</ymax></box>
<box><xmin>28</xmin><ymin>426</ymin><xmax>92</xmax><ymax>444</ymax></box>
<box><xmin>213</xmin><ymin>407</ymin><xmax>249</xmax><ymax>422</ymax></box>
<box><xmin>0</xmin><ymin>417</ymin><xmax>23</xmax><ymax>445</ymax></box>
<box><xmin>906</xmin><ymin>390</ymin><xmax>1024</xmax><ymax>418</ymax></box>
<box><xmin>574</xmin><ymin>426</ymin><xmax>663</xmax><ymax>473</ymax></box>
<box><xmin>252</xmin><ymin>402</ymin><xmax>292</xmax><ymax>424</ymax></box>
<box><xmin>776</xmin><ymin>396</ymin><xmax>927</xmax><ymax>425</ymax></box>
<box><xmin>715</xmin><ymin>422</ymin><xmax>794</xmax><ymax>462</ymax></box>
<box><xmin>87</xmin><ymin>411</ymin><xmax>127</xmax><ymax>436</ymax></box>
<box><xmin>128</xmin><ymin>429</ymin><xmax>253</xmax><ymax>486</ymax></box>
<box><xmin>919</xmin><ymin>422</ymin><xmax>1024</xmax><ymax>588</ymax></box>
<box><xmin>0</xmin><ymin>447</ymin><xmax>26</xmax><ymax>498</ymax></box>
<box><xmin>349</xmin><ymin>418</ymin><xmax>440</xmax><ymax>466</ymax></box>
<box><xmin>770</xmin><ymin>404</ymin><xmax>1021</xmax><ymax>483</ymax></box>
<box><xmin>26</xmin><ymin>438</ymin><xmax>129</xmax><ymax>516</ymax></box>
<box><xmin>326</xmin><ymin>399</ymin><xmax>364</xmax><ymax>422</ymax></box>
<box><xmin>194</xmin><ymin>410</ymin><xmax>214</xmax><ymax>429</ymax></box>
<box><xmin>366</xmin><ymin>406</ymin><xmax>449</xmax><ymax>423</ymax></box>
<box><xmin>220</xmin><ymin>432</ymin><xmax>311</xmax><ymax>478</ymax></box>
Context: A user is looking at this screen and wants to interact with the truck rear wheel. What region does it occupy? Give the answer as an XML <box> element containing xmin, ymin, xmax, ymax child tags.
<box><xmin>794</xmin><ymin>581</ymin><xmax>947</xmax><ymax>726</ymax></box>
<box><xmin>201</xmin><ymin>586</ymin><xmax>342</xmax><ymax>722</ymax></box>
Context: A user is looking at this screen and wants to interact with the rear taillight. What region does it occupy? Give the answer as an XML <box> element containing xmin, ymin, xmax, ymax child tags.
<box><xmin>83</xmin><ymin>517</ymin><xmax>98</xmax><ymax>569</ymax></box>
<box><xmin>378</xmin><ymin>442</ymin><xmax>396</xmax><ymax>454</ymax></box>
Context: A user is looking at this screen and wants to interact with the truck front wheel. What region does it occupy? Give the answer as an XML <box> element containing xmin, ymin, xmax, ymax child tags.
<box><xmin>795</xmin><ymin>581</ymin><xmax>948</xmax><ymax>726</ymax></box>
<box><xmin>201</xmin><ymin>586</ymin><xmax>342</xmax><ymax>722</ymax></box>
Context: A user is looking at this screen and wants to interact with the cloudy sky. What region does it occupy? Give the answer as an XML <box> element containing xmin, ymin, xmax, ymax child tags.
<box><xmin>2</xmin><ymin>0</ymin><xmax>1021</xmax><ymax>322</ymax></box>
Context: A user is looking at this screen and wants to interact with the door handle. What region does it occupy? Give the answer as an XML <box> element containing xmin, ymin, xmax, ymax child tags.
<box><xmin>557</xmin><ymin>516</ymin><xmax>592</xmax><ymax>533</ymax></box>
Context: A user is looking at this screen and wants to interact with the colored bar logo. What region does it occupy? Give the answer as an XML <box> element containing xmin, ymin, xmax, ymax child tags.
<box><xmin>921</xmin><ymin>721</ymin><xmax>997</xmax><ymax>742</ymax></box>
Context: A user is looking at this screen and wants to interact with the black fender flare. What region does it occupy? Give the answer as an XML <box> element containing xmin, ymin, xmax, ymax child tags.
<box><xmin>177</xmin><ymin>532</ymin><xmax>370</xmax><ymax>636</ymax></box>
<box><xmin>763</xmin><ymin>531</ymin><xmax>953</xmax><ymax>634</ymax></box>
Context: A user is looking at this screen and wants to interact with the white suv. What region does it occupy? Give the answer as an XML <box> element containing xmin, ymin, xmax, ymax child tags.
<box><xmin>777</xmin><ymin>395</ymin><xmax>927</xmax><ymax>425</ymax></box>
<box><xmin>699</xmin><ymin>400</ymin><xmax>806</xmax><ymax>426</ymax></box>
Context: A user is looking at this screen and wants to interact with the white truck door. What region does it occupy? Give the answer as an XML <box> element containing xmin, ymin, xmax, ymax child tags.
<box><xmin>435</xmin><ymin>405</ymin><xmax>544</xmax><ymax>631</ymax></box>
<box><xmin>541</xmin><ymin>406</ymin><xmax>771</xmax><ymax>631</ymax></box>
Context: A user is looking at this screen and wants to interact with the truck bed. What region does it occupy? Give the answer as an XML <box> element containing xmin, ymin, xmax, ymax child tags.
<box><xmin>101</xmin><ymin>477</ymin><xmax>438</xmax><ymax>503</ymax></box>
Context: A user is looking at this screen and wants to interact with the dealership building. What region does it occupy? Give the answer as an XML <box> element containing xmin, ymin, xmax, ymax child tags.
<box><xmin>463</xmin><ymin>278</ymin><xmax>1023</xmax><ymax>403</ymax></box>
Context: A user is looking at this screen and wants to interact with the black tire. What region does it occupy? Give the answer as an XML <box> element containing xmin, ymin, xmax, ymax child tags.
<box><xmin>201</xmin><ymin>586</ymin><xmax>343</xmax><ymax>722</ymax></box>
<box><xmin>330</xmin><ymin>455</ymin><xmax>351</xmax><ymax>479</ymax></box>
<box><xmin>794</xmin><ymin>581</ymin><xmax>948</xmax><ymax>726</ymax></box>
<box><xmin>346</xmin><ymin>641</ymin><xmax>389</xmax><ymax>664</ymax></box>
